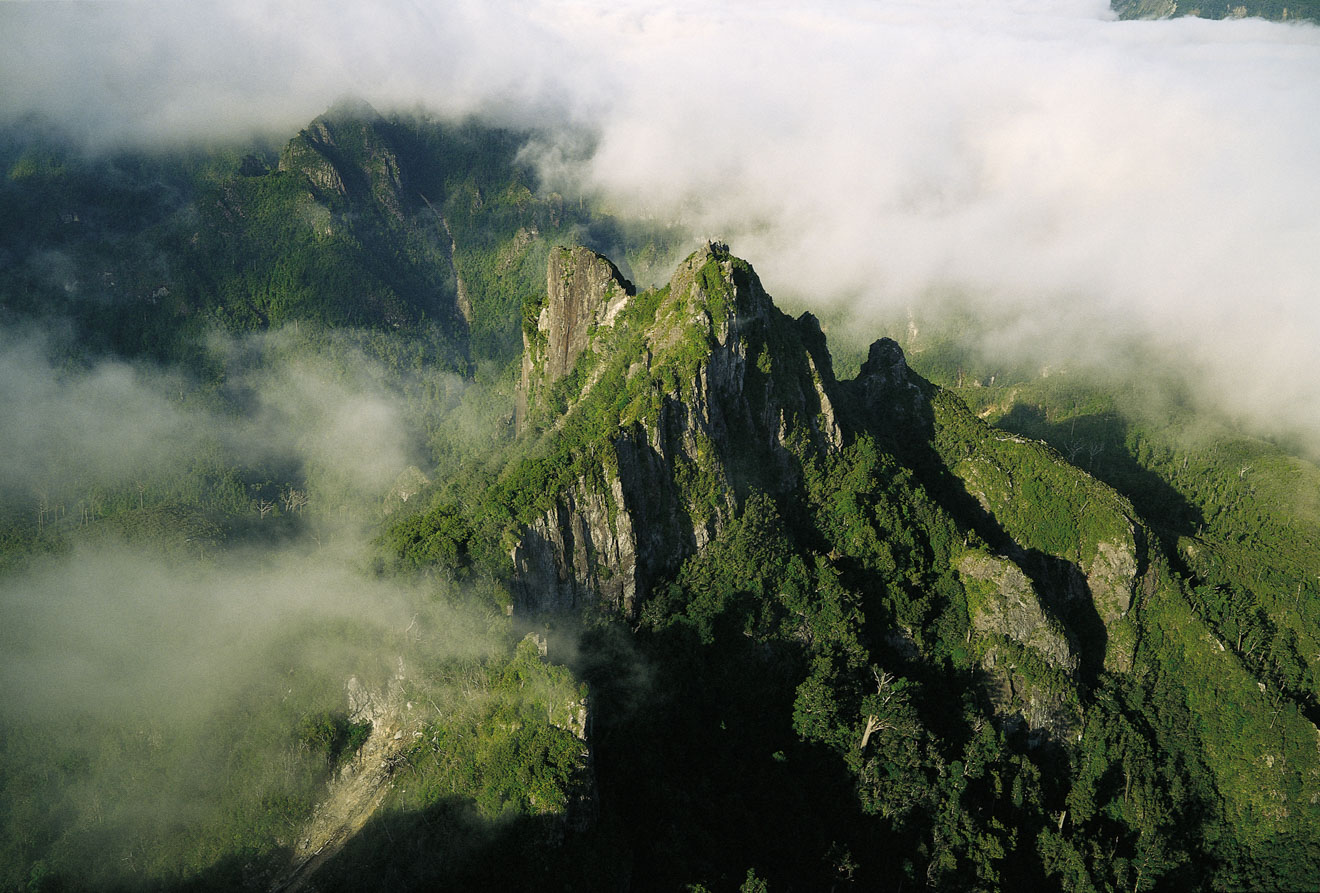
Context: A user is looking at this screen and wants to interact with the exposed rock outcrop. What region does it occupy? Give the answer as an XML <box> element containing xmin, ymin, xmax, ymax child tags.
<box><xmin>1086</xmin><ymin>537</ymin><xmax>1137</xmax><ymax>626</ymax></box>
<box><xmin>960</xmin><ymin>551</ymin><xmax>1078</xmax><ymax>673</ymax></box>
<box><xmin>959</xmin><ymin>550</ymin><xmax>1082</xmax><ymax>742</ymax></box>
<box><xmin>275</xmin><ymin>660</ymin><xmax>418</xmax><ymax>893</ymax></box>
<box><xmin>840</xmin><ymin>336</ymin><xmax>938</xmax><ymax>443</ymax></box>
<box><xmin>510</xmin><ymin>243</ymin><xmax>853</xmax><ymax>618</ymax></box>
<box><xmin>511</xmin><ymin>469</ymin><xmax>636</xmax><ymax>615</ymax></box>
<box><xmin>1085</xmin><ymin>534</ymin><xmax>1140</xmax><ymax>672</ymax></box>
<box><xmin>517</xmin><ymin>246</ymin><xmax>634</xmax><ymax>432</ymax></box>
<box><xmin>506</xmin><ymin>240</ymin><xmax>1154</xmax><ymax>692</ymax></box>
<box><xmin>979</xmin><ymin>643</ymin><xmax>1082</xmax><ymax>746</ymax></box>
<box><xmin>278</xmin><ymin>101</ymin><xmax>406</xmax><ymax>216</ymax></box>
<box><xmin>510</xmin><ymin>427</ymin><xmax>697</xmax><ymax>617</ymax></box>
<box><xmin>540</xmin><ymin>246</ymin><xmax>633</xmax><ymax>383</ymax></box>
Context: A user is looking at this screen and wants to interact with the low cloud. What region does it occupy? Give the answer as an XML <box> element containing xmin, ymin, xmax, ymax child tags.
<box><xmin>0</xmin><ymin>321</ymin><xmax>504</xmax><ymax>879</ymax></box>
<box><xmin>2</xmin><ymin>2</ymin><xmax>1317</xmax><ymax>875</ymax></box>
<box><xmin>0</xmin><ymin>543</ymin><xmax>417</xmax><ymax>721</ymax></box>
<box><xmin>0</xmin><ymin>324</ymin><xmax>444</xmax><ymax>516</ymax></box>
<box><xmin>0</xmin><ymin>322</ymin><xmax>484</xmax><ymax>718</ymax></box>
<box><xmin>535</xmin><ymin>3</ymin><xmax>1320</xmax><ymax>439</ymax></box>
<box><xmin>0</xmin><ymin>330</ymin><xmax>196</xmax><ymax>501</ymax></box>
<box><xmin>2</xmin><ymin>2</ymin><xmax>1319</xmax><ymax>436</ymax></box>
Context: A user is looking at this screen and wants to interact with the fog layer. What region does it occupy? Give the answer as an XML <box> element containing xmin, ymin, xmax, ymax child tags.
<box><xmin>0</xmin><ymin>324</ymin><xmax>488</xmax><ymax>719</ymax></box>
<box><xmin>3</xmin><ymin>1</ymin><xmax>1320</xmax><ymax>439</ymax></box>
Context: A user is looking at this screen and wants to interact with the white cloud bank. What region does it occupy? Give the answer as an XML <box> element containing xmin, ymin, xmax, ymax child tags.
<box><xmin>3</xmin><ymin>0</ymin><xmax>1320</xmax><ymax>437</ymax></box>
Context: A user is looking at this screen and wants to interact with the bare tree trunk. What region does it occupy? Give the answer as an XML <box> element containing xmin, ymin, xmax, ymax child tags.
<box><xmin>860</xmin><ymin>714</ymin><xmax>882</xmax><ymax>751</ymax></box>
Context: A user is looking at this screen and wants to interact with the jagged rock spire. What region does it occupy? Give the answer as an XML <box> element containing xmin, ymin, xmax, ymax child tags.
<box><xmin>516</xmin><ymin>246</ymin><xmax>634</xmax><ymax>433</ymax></box>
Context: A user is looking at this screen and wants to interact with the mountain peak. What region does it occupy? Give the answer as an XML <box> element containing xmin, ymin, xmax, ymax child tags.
<box><xmin>320</xmin><ymin>96</ymin><xmax>384</xmax><ymax>126</ymax></box>
<box><xmin>539</xmin><ymin>246</ymin><xmax>634</xmax><ymax>382</ymax></box>
<box><xmin>278</xmin><ymin>99</ymin><xmax>402</xmax><ymax>206</ymax></box>
<box><xmin>665</xmin><ymin>240</ymin><xmax>773</xmax><ymax>330</ymax></box>
<box><xmin>516</xmin><ymin>246</ymin><xmax>634</xmax><ymax>433</ymax></box>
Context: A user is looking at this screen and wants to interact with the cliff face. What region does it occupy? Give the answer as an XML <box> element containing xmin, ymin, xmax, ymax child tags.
<box><xmin>510</xmin><ymin>430</ymin><xmax>692</xmax><ymax>617</ymax></box>
<box><xmin>517</xmin><ymin>247</ymin><xmax>633</xmax><ymax>433</ymax></box>
<box><xmin>539</xmin><ymin>247</ymin><xmax>633</xmax><ymax>383</ymax></box>
<box><xmin>499</xmin><ymin>239</ymin><xmax>1173</xmax><ymax>748</ymax></box>
<box><xmin>507</xmin><ymin>242</ymin><xmax>1163</xmax><ymax>739</ymax></box>
<box><xmin>510</xmin><ymin>243</ymin><xmax>859</xmax><ymax>617</ymax></box>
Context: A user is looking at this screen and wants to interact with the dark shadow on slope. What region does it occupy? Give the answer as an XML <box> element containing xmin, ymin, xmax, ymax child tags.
<box><xmin>131</xmin><ymin>802</ymin><xmax>603</xmax><ymax>893</ymax></box>
<box><xmin>1018</xmin><ymin>547</ymin><xmax>1108</xmax><ymax>686</ymax></box>
<box><xmin>573</xmin><ymin>618</ymin><xmax>914</xmax><ymax>892</ymax></box>
<box><xmin>840</xmin><ymin>342</ymin><xmax>1110</xmax><ymax>687</ymax></box>
<box><xmin>16</xmin><ymin>850</ymin><xmax>290</xmax><ymax>893</ymax></box>
<box><xmin>995</xmin><ymin>404</ymin><xmax>1203</xmax><ymax>556</ymax></box>
<box><xmin>283</xmin><ymin>798</ymin><xmax>610</xmax><ymax>893</ymax></box>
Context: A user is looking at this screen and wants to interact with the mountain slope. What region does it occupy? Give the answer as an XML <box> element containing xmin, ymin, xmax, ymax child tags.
<box><xmin>0</xmin><ymin>103</ymin><xmax>680</xmax><ymax>373</ymax></box>
<box><xmin>4</xmin><ymin>106</ymin><xmax>1320</xmax><ymax>890</ymax></box>
<box><xmin>386</xmin><ymin>242</ymin><xmax>1320</xmax><ymax>890</ymax></box>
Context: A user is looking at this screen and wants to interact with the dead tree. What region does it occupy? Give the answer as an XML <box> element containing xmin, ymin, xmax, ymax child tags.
<box><xmin>859</xmin><ymin>667</ymin><xmax>897</xmax><ymax>751</ymax></box>
<box><xmin>282</xmin><ymin>487</ymin><xmax>309</xmax><ymax>513</ymax></box>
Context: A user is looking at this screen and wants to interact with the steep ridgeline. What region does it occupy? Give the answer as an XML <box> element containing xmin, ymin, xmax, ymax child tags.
<box><xmin>510</xmin><ymin>242</ymin><xmax>1140</xmax><ymax>737</ymax></box>
<box><xmin>392</xmin><ymin>243</ymin><xmax>1320</xmax><ymax>889</ymax></box>
<box><xmin>510</xmin><ymin>243</ymin><xmax>846</xmax><ymax>617</ymax></box>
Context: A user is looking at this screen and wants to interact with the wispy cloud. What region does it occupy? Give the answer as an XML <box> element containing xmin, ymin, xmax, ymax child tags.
<box><xmin>3</xmin><ymin>1</ymin><xmax>1320</xmax><ymax>438</ymax></box>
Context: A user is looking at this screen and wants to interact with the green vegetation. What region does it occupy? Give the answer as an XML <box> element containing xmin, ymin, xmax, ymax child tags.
<box><xmin>1113</xmin><ymin>0</ymin><xmax>1320</xmax><ymax>23</ymax></box>
<box><xmin>0</xmin><ymin>106</ymin><xmax>684</xmax><ymax>375</ymax></box>
<box><xmin>0</xmin><ymin>632</ymin><xmax>368</xmax><ymax>891</ymax></box>
<box><xmin>4</xmin><ymin>106</ymin><xmax>1320</xmax><ymax>891</ymax></box>
<box><xmin>388</xmin><ymin>634</ymin><xmax>590</xmax><ymax>821</ymax></box>
<box><xmin>297</xmin><ymin>711</ymin><xmax>373</xmax><ymax>770</ymax></box>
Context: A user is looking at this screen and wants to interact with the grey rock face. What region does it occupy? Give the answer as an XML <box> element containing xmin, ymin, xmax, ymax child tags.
<box><xmin>1086</xmin><ymin>537</ymin><xmax>1137</xmax><ymax>626</ymax></box>
<box><xmin>959</xmin><ymin>553</ymin><xmax>1082</xmax><ymax>742</ymax></box>
<box><xmin>510</xmin><ymin>244</ymin><xmax>835</xmax><ymax>619</ymax></box>
<box><xmin>277</xmin><ymin>104</ymin><xmax>405</xmax><ymax>216</ymax></box>
<box><xmin>960</xmin><ymin>551</ymin><xmax>1078</xmax><ymax>673</ymax></box>
<box><xmin>979</xmin><ymin>645</ymin><xmax>1081</xmax><ymax>746</ymax></box>
<box><xmin>541</xmin><ymin>246</ymin><xmax>633</xmax><ymax>383</ymax></box>
<box><xmin>517</xmin><ymin>246</ymin><xmax>633</xmax><ymax>432</ymax></box>
<box><xmin>509</xmin><ymin>470</ymin><xmax>636</xmax><ymax>616</ymax></box>
<box><xmin>509</xmin><ymin>430</ymin><xmax>696</xmax><ymax>618</ymax></box>
<box><xmin>1085</xmin><ymin>536</ymin><xmax>1139</xmax><ymax>672</ymax></box>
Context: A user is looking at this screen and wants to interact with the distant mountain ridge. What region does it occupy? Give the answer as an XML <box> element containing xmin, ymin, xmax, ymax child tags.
<box><xmin>0</xmin><ymin>100</ymin><xmax>676</xmax><ymax>372</ymax></box>
<box><xmin>1113</xmin><ymin>0</ymin><xmax>1320</xmax><ymax>22</ymax></box>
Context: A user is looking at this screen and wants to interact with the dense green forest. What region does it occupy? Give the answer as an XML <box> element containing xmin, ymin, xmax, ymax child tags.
<box><xmin>1112</xmin><ymin>0</ymin><xmax>1320</xmax><ymax>22</ymax></box>
<box><xmin>2</xmin><ymin>104</ymin><xmax>1319</xmax><ymax>893</ymax></box>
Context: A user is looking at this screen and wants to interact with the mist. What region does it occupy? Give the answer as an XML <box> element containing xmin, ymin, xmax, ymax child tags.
<box><xmin>0</xmin><ymin>541</ymin><xmax>475</xmax><ymax>722</ymax></box>
<box><xmin>0</xmin><ymin>319</ymin><xmax>485</xmax><ymax>684</ymax></box>
<box><xmin>0</xmin><ymin>321</ymin><xmax>506</xmax><ymax>884</ymax></box>
<box><xmin>3</xmin><ymin>3</ymin><xmax>1320</xmax><ymax>883</ymax></box>
<box><xmin>4</xmin><ymin>0</ymin><xmax>1317</xmax><ymax>443</ymax></box>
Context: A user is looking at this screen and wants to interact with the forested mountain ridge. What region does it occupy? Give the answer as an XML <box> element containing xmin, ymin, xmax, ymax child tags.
<box><xmin>386</xmin><ymin>239</ymin><xmax>1320</xmax><ymax>889</ymax></box>
<box><xmin>2</xmin><ymin>106</ymin><xmax>1320</xmax><ymax>891</ymax></box>
<box><xmin>0</xmin><ymin>101</ymin><xmax>670</xmax><ymax>373</ymax></box>
<box><xmin>1112</xmin><ymin>0</ymin><xmax>1320</xmax><ymax>22</ymax></box>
